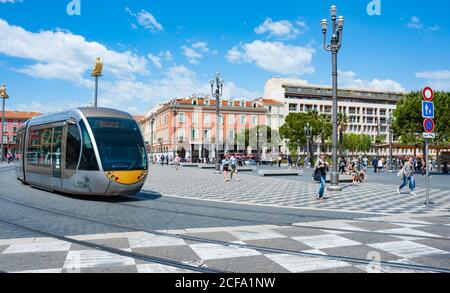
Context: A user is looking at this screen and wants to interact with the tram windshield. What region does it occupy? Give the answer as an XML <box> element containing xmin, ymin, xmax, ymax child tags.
<box><xmin>88</xmin><ymin>117</ymin><xmax>147</xmax><ymax>171</ymax></box>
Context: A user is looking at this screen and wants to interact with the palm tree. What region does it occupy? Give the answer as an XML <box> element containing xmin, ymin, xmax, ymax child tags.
<box><xmin>338</xmin><ymin>112</ymin><xmax>349</xmax><ymax>157</ymax></box>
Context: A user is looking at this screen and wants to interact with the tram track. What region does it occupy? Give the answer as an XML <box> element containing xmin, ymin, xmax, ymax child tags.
<box><xmin>0</xmin><ymin>196</ymin><xmax>449</xmax><ymax>273</ymax></box>
<box><xmin>0</xmin><ymin>218</ymin><xmax>227</xmax><ymax>274</ymax></box>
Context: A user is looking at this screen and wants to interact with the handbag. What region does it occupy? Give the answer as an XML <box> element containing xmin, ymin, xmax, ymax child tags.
<box><xmin>313</xmin><ymin>169</ymin><xmax>322</xmax><ymax>182</ymax></box>
<box><xmin>397</xmin><ymin>170</ymin><xmax>403</xmax><ymax>177</ymax></box>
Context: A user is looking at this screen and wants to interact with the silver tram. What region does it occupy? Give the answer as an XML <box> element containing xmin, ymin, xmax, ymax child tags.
<box><xmin>15</xmin><ymin>107</ymin><xmax>148</xmax><ymax>196</ymax></box>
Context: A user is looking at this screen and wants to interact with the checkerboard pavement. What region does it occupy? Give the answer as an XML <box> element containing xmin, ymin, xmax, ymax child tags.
<box><xmin>144</xmin><ymin>166</ymin><xmax>450</xmax><ymax>215</ymax></box>
<box><xmin>1</xmin><ymin>214</ymin><xmax>449</xmax><ymax>273</ymax></box>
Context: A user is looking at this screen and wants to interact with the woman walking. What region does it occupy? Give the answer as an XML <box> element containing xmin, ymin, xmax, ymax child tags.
<box><xmin>222</xmin><ymin>155</ymin><xmax>230</xmax><ymax>182</ymax></box>
<box><xmin>314</xmin><ymin>153</ymin><xmax>329</xmax><ymax>201</ymax></box>
<box><xmin>398</xmin><ymin>157</ymin><xmax>417</xmax><ymax>196</ymax></box>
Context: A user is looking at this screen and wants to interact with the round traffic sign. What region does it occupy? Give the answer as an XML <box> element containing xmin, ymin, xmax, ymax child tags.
<box><xmin>423</xmin><ymin>118</ymin><xmax>435</xmax><ymax>133</ymax></box>
<box><xmin>423</xmin><ymin>87</ymin><xmax>434</xmax><ymax>101</ymax></box>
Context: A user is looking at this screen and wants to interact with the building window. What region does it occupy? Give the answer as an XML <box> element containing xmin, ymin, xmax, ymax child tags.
<box><xmin>204</xmin><ymin>129</ymin><xmax>210</xmax><ymax>139</ymax></box>
<box><xmin>229</xmin><ymin>130</ymin><xmax>235</xmax><ymax>140</ymax></box>
<box><xmin>205</xmin><ymin>99</ymin><xmax>210</xmax><ymax>106</ymax></box>
<box><xmin>268</xmin><ymin>106</ymin><xmax>273</xmax><ymax>112</ymax></box>
<box><xmin>252</xmin><ymin>115</ymin><xmax>257</xmax><ymax>125</ymax></box>
<box><xmin>191</xmin><ymin>129</ymin><xmax>198</xmax><ymax>139</ymax></box>
<box><xmin>241</xmin><ymin>116</ymin><xmax>246</xmax><ymax>125</ymax></box>
<box><xmin>204</xmin><ymin>114</ymin><xmax>210</xmax><ymax>124</ymax></box>
<box><xmin>178</xmin><ymin>128</ymin><xmax>185</xmax><ymax>140</ymax></box>
<box><xmin>192</xmin><ymin>99</ymin><xmax>198</xmax><ymax>105</ymax></box>
<box><xmin>289</xmin><ymin>104</ymin><xmax>298</xmax><ymax>112</ymax></box>
<box><xmin>179</xmin><ymin>113</ymin><xmax>185</xmax><ymax>123</ymax></box>
<box><xmin>220</xmin><ymin>115</ymin><xmax>224</xmax><ymax>124</ymax></box>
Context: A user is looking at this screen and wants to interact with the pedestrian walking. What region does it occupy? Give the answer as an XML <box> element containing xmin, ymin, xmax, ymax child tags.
<box><xmin>314</xmin><ymin>153</ymin><xmax>329</xmax><ymax>201</ymax></box>
<box><xmin>174</xmin><ymin>154</ymin><xmax>181</xmax><ymax>170</ymax></box>
<box><xmin>277</xmin><ymin>155</ymin><xmax>282</xmax><ymax>168</ymax></box>
<box><xmin>222</xmin><ymin>155</ymin><xmax>230</xmax><ymax>182</ymax></box>
<box><xmin>230</xmin><ymin>155</ymin><xmax>240</xmax><ymax>182</ymax></box>
<box><xmin>372</xmin><ymin>157</ymin><xmax>378</xmax><ymax>173</ymax></box>
<box><xmin>397</xmin><ymin>157</ymin><xmax>417</xmax><ymax>196</ymax></box>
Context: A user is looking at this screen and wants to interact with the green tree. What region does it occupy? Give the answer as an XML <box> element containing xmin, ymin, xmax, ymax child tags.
<box><xmin>342</xmin><ymin>133</ymin><xmax>372</xmax><ymax>156</ymax></box>
<box><xmin>392</xmin><ymin>91</ymin><xmax>450</xmax><ymax>144</ymax></box>
<box><xmin>338</xmin><ymin>112</ymin><xmax>349</xmax><ymax>156</ymax></box>
<box><xmin>279</xmin><ymin>111</ymin><xmax>332</xmax><ymax>156</ymax></box>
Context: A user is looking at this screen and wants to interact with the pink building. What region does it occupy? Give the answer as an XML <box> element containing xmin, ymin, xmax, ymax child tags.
<box><xmin>1</xmin><ymin>111</ymin><xmax>41</xmax><ymax>156</ymax></box>
<box><xmin>140</xmin><ymin>97</ymin><xmax>268</xmax><ymax>162</ymax></box>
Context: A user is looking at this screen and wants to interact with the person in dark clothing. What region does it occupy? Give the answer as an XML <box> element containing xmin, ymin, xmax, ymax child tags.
<box><xmin>314</xmin><ymin>153</ymin><xmax>329</xmax><ymax>201</ymax></box>
<box><xmin>372</xmin><ymin>157</ymin><xmax>378</xmax><ymax>173</ymax></box>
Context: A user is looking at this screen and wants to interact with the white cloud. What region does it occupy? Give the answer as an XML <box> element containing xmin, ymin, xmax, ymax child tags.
<box><xmin>255</xmin><ymin>18</ymin><xmax>308</xmax><ymax>40</ymax></box>
<box><xmin>407</xmin><ymin>16</ymin><xmax>441</xmax><ymax>32</ymax></box>
<box><xmin>125</xmin><ymin>8</ymin><xmax>163</xmax><ymax>33</ymax></box>
<box><xmin>0</xmin><ymin>0</ymin><xmax>22</xmax><ymax>3</ymax></box>
<box><xmin>0</xmin><ymin>20</ymin><xmax>258</xmax><ymax>115</ymax></box>
<box><xmin>226</xmin><ymin>40</ymin><xmax>315</xmax><ymax>75</ymax></box>
<box><xmin>0</xmin><ymin>19</ymin><xmax>148</xmax><ymax>85</ymax></box>
<box><xmin>181</xmin><ymin>41</ymin><xmax>214</xmax><ymax>65</ymax></box>
<box><xmin>338</xmin><ymin>71</ymin><xmax>405</xmax><ymax>92</ymax></box>
<box><xmin>416</xmin><ymin>70</ymin><xmax>450</xmax><ymax>91</ymax></box>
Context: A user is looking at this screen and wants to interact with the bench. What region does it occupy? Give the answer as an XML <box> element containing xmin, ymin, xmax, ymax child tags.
<box><xmin>258</xmin><ymin>170</ymin><xmax>303</xmax><ymax>177</ymax></box>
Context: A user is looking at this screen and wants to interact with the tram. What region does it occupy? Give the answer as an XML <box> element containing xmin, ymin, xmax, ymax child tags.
<box><xmin>15</xmin><ymin>107</ymin><xmax>148</xmax><ymax>196</ymax></box>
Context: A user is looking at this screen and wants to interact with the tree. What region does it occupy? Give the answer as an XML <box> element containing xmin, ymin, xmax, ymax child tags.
<box><xmin>392</xmin><ymin>91</ymin><xmax>450</xmax><ymax>144</ymax></box>
<box><xmin>236</xmin><ymin>125</ymin><xmax>280</xmax><ymax>153</ymax></box>
<box><xmin>342</xmin><ymin>133</ymin><xmax>372</xmax><ymax>156</ymax></box>
<box><xmin>279</xmin><ymin>111</ymin><xmax>332</xmax><ymax>157</ymax></box>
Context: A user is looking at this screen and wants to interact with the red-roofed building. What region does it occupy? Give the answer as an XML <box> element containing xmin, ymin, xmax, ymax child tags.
<box><xmin>1</xmin><ymin>111</ymin><xmax>41</xmax><ymax>156</ymax></box>
<box><xmin>140</xmin><ymin>97</ymin><xmax>267</xmax><ymax>162</ymax></box>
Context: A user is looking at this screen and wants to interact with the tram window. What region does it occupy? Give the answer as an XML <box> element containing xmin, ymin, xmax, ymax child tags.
<box><xmin>78</xmin><ymin>120</ymin><xmax>99</xmax><ymax>171</ymax></box>
<box><xmin>66</xmin><ymin>124</ymin><xmax>81</xmax><ymax>170</ymax></box>
<box><xmin>27</xmin><ymin>128</ymin><xmax>52</xmax><ymax>166</ymax></box>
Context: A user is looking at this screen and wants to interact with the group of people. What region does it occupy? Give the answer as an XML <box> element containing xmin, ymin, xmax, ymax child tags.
<box><xmin>314</xmin><ymin>154</ymin><xmax>423</xmax><ymax>201</ymax></box>
<box><xmin>221</xmin><ymin>155</ymin><xmax>241</xmax><ymax>183</ymax></box>
<box><xmin>1</xmin><ymin>152</ymin><xmax>15</xmax><ymax>164</ymax></box>
<box><xmin>338</xmin><ymin>157</ymin><xmax>368</xmax><ymax>184</ymax></box>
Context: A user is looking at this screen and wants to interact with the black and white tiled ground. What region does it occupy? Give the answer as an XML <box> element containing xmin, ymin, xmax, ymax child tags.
<box><xmin>143</xmin><ymin>166</ymin><xmax>450</xmax><ymax>215</ymax></box>
<box><xmin>1</xmin><ymin>214</ymin><xmax>449</xmax><ymax>273</ymax></box>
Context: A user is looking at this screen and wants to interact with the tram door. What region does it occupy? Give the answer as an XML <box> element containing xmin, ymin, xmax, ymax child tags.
<box><xmin>51</xmin><ymin>126</ymin><xmax>63</xmax><ymax>189</ymax></box>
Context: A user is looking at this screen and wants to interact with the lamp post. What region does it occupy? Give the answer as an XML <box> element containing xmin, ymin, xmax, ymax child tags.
<box><xmin>150</xmin><ymin>114</ymin><xmax>155</xmax><ymax>164</ymax></box>
<box><xmin>91</xmin><ymin>57</ymin><xmax>103</xmax><ymax>108</ymax></box>
<box><xmin>256</xmin><ymin>127</ymin><xmax>261</xmax><ymax>165</ymax></box>
<box><xmin>210</xmin><ymin>73</ymin><xmax>224</xmax><ymax>172</ymax></box>
<box><xmin>322</xmin><ymin>5</ymin><xmax>344</xmax><ymax>191</ymax></box>
<box><xmin>304</xmin><ymin>122</ymin><xmax>313</xmax><ymax>161</ymax></box>
<box><xmin>387</xmin><ymin>113</ymin><xmax>394</xmax><ymax>172</ymax></box>
<box><xmin>170</xmin><ymin>99</ymin><xmax>178</xmax><ymax>160</ymax></box>
<box><xmin>0</xmin><ymin>84</ymin><xmax>9</xmax><ymax>162</ymax></box>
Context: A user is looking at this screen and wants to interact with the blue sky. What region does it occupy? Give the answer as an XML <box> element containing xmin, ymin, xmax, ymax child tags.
<box><xmin>0</xmin><ymin>0</ymin><xmax>449</xmax><ymax>115</ymax></box>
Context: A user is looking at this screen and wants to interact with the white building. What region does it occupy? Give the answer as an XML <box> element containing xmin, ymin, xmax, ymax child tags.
<box><xmin>263</xmin><ymin>77</ymin><xmax>406</xmax><ymax>155</ymax></box>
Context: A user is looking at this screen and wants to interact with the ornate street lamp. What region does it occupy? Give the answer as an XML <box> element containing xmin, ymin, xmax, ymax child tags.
<box><xmin>91</xmin><ymin>57</ymin><xmax>103</xmax><ymax>108</ymax></box>
<box><xmin>304</xmin><ymin>122</ymin><xmax>313</xmax><ymax>159</ymax></box>
<box><xmin>387</xmin><ymin>113</ymin><xmax>394</xmax><ymax>172</ymax></box>
<box><xmin>322</xmin><ymin>5</ymin><xmax>344</xmax><ymax>191</ymax></box>
<box><xmin>210</xmin><ymin>73</ymin><xmax>224</xmax><ymax>172</ymax></box>
<box><xmin>170</xmin><ymin>99</ymin><xmax>179</xmax><ymax>159</ymax></box>
<box><xmin>0</xmin><ymin>84</ymin><xmax>9</xmax><ymax>162</ymax></box>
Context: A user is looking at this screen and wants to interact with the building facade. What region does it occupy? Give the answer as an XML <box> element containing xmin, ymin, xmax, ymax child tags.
<box><xmin>264</xmin><ymin>77</ymin><xmax>405</xmax><ymax>155</ymax></box>
<box><xmin>140</xmin><ymin>97</ymin><xmax>267</xmax><ymax>162</ymax></box>
<box><xmin>1</xmin><ymin>111</ymin><xmax>41</xmax><ymax>156</ymax></box>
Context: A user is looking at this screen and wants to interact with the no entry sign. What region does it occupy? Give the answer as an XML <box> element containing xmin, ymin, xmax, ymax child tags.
<box><xmin>423</xmin><ymin>118</ymin><xmax>435</xmax><ymax>133</ymax></box>
<box><xmin>422</xmin><ymin>87</ymin><xmax>434</xmax><ymax>101</ymax></box>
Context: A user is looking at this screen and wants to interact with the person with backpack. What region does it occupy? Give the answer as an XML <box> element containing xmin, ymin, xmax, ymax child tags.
<box><xmin>229</xmin><ymin>155</ymin><xmax>240</xmax><ymax>182</ymax></box>
<box><xmin>314</xmin><ymin>153</ymin><xmax>329</xmax><ymax>201</ymax></box>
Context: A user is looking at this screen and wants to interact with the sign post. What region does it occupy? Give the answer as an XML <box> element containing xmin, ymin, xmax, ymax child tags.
<box><xmin>422</xmin><ymin>87</ymin><xmax>435</xmax><ymax>208</ymax></box>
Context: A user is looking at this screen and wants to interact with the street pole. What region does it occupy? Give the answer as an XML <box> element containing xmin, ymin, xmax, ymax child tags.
<box><xmin>210</xmin><ymin>73</ymin><xmax>224</xmax><ymax>173</ymax></box>
<box><xmin>94</xmin><ymin>76</ymin><xmax>99</xmax><ymax>108</ymax></box>
<box><xmin>171</xmin><ymin>100</ymin><xmax>178</xmax><ymax>160</ymax></box>
<box><xmin>0</xmin><ymin>84</ymin><xmax>9</xmax><ymax>163</ymax></box>
<box><xmin>91</xmin><ymin>57</ymin><xmax>103</xmax><ymax>108</ymax></box>
<box><xmin>425</xmin><ymin>138</ymin><xmax>430</xmax><ymax>208</ymax></box>
<box><xmin>1</xmin><ymin>97</ymin><xmax>5</xmax><ymax>162</ymax></box>
<box><xmin>322</xmin><ymin>5</ymin><xmax>344</xmax><ymax>191</ymax></box>
<box><xmin>150</xmin><ymin>116</ymin><xmax>155</xmax><ymax>164</ymax></box>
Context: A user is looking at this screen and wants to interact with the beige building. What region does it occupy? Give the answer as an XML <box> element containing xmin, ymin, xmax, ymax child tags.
<box><xmin>264</xmin><ymin>77</ymin><xmax>406</xmax><ymax>156</ymax></box>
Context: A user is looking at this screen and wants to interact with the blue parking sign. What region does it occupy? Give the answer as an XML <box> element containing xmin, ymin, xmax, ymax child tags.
<box><xmin>422</xmin><ymin>101</ymin><xmax>435</xmax><ymax>118</ymax></box>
